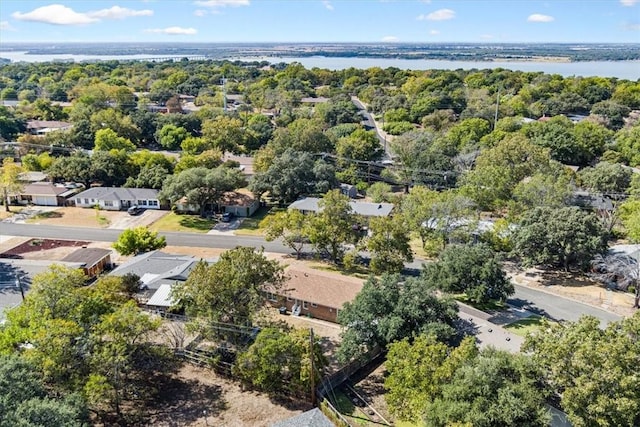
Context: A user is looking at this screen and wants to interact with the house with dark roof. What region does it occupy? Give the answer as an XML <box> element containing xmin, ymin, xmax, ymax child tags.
<box><xmin>73</xmin><ymin>187</ymin><xmax>161</xmax><ymax>211</ymax></box>
<box><xmin>61</xmin><ymin>248</ymin><xmax>112</xmax><ymax>278</ymax></box>
<box><xmin>289</xmin><ymin>197</ymin><xmax>394</xmax><ymax>218</ymax></box>
<box><xmin>263</xmin><ymin>265</ymin><xmax>364</xmax><ymax>323</ymax></box>
<box><xmin>110</xmin><ymin>250</ymin><xmax>216</xmax><ymax>310</ymax></box>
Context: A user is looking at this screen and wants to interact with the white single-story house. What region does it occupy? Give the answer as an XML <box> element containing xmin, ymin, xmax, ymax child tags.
<box><xmin>73</xmin><ymin>187</ymin><xmax>160</xmax><ymax>211</ymax></box>
<box><xmin>288</xmin><ymin>197</ymin><xmax>394</xmax><ymax>218</ymax></box>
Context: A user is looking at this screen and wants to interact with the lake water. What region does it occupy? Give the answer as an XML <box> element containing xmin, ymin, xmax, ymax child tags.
<box><xmin>2</xmin><ymin>50</ymin><xmax>639</xmax><ymax>80</ymax></box>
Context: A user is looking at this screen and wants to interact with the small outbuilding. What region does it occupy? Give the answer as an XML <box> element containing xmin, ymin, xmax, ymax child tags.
<box><xmin>61</xmin><ymin>248</ymin><xmax>112</xmax><ymax>278</ymax></box>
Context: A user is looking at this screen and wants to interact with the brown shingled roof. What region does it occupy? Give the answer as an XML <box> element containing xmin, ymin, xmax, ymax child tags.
<box><xmin>61</xmin><ymin>248</ymin><xmax>111</xmax><ymax>268</ymax></box>
<box><xmin>266</xmin><ymin>265</ymin><xmax>364</xmax><ymax>309</ymax></box>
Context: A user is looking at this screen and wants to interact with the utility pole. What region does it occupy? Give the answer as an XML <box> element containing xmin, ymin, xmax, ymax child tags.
<box><xmin>221</xmin><ymin>76</ymin><xmax>227</xmax><ymax>113</ymax></box>
<box><xmin>310</xmin><ymin>328</ymin><xmax>316</xmax><ymax>405</ymax></box>
<box><xmin>493</xmin><ymin>86</ymin><xmax>501</xmax><ymax>130</ymax></box>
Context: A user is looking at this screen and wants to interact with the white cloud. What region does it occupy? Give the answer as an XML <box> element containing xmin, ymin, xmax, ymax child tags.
<box><xmin>527</xmin><ymin>13</ymin><xmax>554</xmax><ymax>22</ymax></box>
<box><xmin>623</xmin><ymin>21</ymin><xmax>640</xmax><ymax>30</ymax></box>
<box><xmin>382</xmin><ymin>35</ymin><xmax>399</xmax><ymax>42</ymax></box>
<box><xmin>145</xmin><ymin>26</ymin><xmax>197</xmax><ymax>35</ymax></box>
<box><xmin>417</xmin><ymin>9</ymin><xmax>455</xmax><ymax>21</ymax></box>
<box><xmin>322</xmin><ymin>1</ymin><xmax>334</xmax><ymax>11</ymax></box>
<box><xmin>12</xmin><ymin>4</ymin><xmax>98</xmax><ymax>25</ymax></box>
<box><xmin>12</xmin><ymin>4</ymin><xmax>153</xmax><ymax>26</ymax></box>
<box><xmin>429</xmin><ymin>29</ymin><xmax>440</xmax><ymax>35</ymax></box>
<box><xmin>0</xmin><ymin>21</ymin><xmax>16</xmax><ymax>31</ymax></box>
<box><xmin>620</xmin><ymin>0</ymin><xmax>638</xmax><ymax>6</ymax></box>
<box><xmin>194</xmin><ymin>9</ymin><xmax>208</xmax><ymax>16</ymax></box>
<box><xmin>194</xmin><ymin>0</ymin><xmax>250</xmax><ymax>7</ymax></box>
<box><xmin>87</xmin><ymin>6</ymin><xmax>153</xmax><ymax>20</ymax></box>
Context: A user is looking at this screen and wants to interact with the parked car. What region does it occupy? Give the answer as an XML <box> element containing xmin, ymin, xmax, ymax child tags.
<box><xmin>127</xmin><ymin>205</ymin><xmax>143</xmax><ymax>215</ymax></box>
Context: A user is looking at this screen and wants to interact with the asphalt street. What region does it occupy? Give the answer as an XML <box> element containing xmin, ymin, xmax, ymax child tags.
<box><xmin>0</xmin><ymin>223</ymin><xmax>623</xmax><ymax>325</ymax></box>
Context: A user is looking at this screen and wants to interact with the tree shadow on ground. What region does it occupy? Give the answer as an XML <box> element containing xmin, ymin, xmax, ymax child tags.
<box><xmin>537</xmin><ymin>270</ymin><xmax>594</xmax><ymax>288</ymax></box>
<box><xmin>144</xmin><ymin>374</ymin><xmax>227</xmax><ymax>426</ymax></box>
<box><xmin>32</xmin><ymin>211</ymin><xmax>63</xmax><ymax>219</ymax></box>
<box><xmin>506</xmin><ymin>297</ymin><xmax>560</xmax><ymax>322</ymax></box>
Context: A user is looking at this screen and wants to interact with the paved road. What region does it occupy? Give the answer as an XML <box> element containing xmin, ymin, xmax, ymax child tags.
<box><xmin>0</xmin><ymin>223</ymin><xmax>290</xmax><ymax>253</ymax></box>
<box><xmin>508</xmin><ymin>285</ymin><xmax>620</xmax><ymax>326</ymax></box>
<box><xmin>0</xmin><ymin>223</ymin><xmax>624</xmax><ymax>326</ymax></box>
<box><xmin>351</xmin><ymin>96</ymin><xmax>392</xmax><ymax>159</ymax></box>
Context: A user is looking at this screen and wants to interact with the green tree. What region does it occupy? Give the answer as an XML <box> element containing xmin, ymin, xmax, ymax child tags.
<box><xmin>112</xmin><ymin>227</ymin><xmax>166</xmax><ymax>256</ymax></box>
<box><xmin>365</xmin><ymin>215</ymin><xmax>414</xmax><ymax>274</ymax></box>
<box><xmin>0</xmin><ymin>158</ymin><xmax>23</xmax><ymax>212</ymax></box>
<box><xmin>591</xmin><ymin>100</ymin><xmax>631</xmax><ymax>130</ymax></box>
<box><xmin>0</xmin><ymin>105</ymin><xmax>27</xmax><ymax>140</ymax></box>
<box><xmin>385</xmin><ymin>335</ymin><xmax>478</xmax><ymax>422</ymax></box>
<box><xmin>460</xmin><ymin>134</ymin><xmax>551</xmax><ymax>210</ymax></box>
<box><xmin>366</xmin><ymin>182</ymin><xmax>391</xmax><ymax>203</ymax></box>
<box><xmin>249</xmin><ymin>149</ymin><xmax>335</xmax><ymax>204</ymax></box>
<box><xmin>47</xmin><ymin>153</ymin><xmax>93</xmax><ymax>188</ymax></box>
<box><xmin>261</xmin><ymin>209</ymin><xmax>309</xmax><ymax>259</ymax></box>
<box><xmin>524</xmin><ymin>314</ymin><xmax>640</xmax><ymax>427</ymax></box>
<box><xmin>306</xmin><ymin>189</ymin><xmax>359</xmax><ymax>263</ymax></box>
<box><xmin>619</xmin><ymin>199</ymin><xmax>640</xmax><ymax>243</ymax></box>
<box><xmin>125</xmin><ymin>164</ymin><xmax>169</xmax><ymax>190</ymax></box>
<box><xmin>613</xmin><ymin>124</ymin><xmax>640</xmax><ymax>166</ymax></box>
<box><xmin>173</xmin><ymin>247</ymin><xmax>286</xmax><ymax>324</ymax></box>
<box><xmin>202</xmin><ymin>116</ymin><xmax>246</xmax><ymax>154</ymax></box>
<box><xmin>157</xmin><ymin>124</ymin><xmax>189</xmax><ymax>150</ymax></box>
<box><xmin>337</xmin><ymin>273</ymin><xmax>458</xmax><ymax>362</ymax></box>
<box><xmin>233</xmin><ymin>327</ymin><xmax>326</xmax><ymax>396</ymax></box>
<box><xmin>93</xmin><ymin>128</ymin><xmax>136</xmax><ymax>152</ymax></box>
<box><xmin>423</xmin><ymin>349</ymin><xmax>550</xmax><ymax>427</ymax></box>
<box><xmin>512</xmin><ymin>206</ymin><xmax>608</xmax><ymax>271</ymax></box>
<box><xmin>161</xmin><ymin>166</ymin><xmax>246</xmax><ymax>217</ymax></box>
<box><xmin>578</xmin><ymin>162</ymin><xmax>633</xmax><ymax>195</ymax></box>
<box><xmin>335</xmin><ymin>128</ymin><xmax>384</xmax><ymax>163</ymax></box>
<box><xmin>424</xmin><ymin>243</ymin><xmax>514</xmax><ymax>304</ymax></box>
<box><xmin>511</xmin><ymin>161</ymin><xmax>574</xmax><ymax>213</ymax></box>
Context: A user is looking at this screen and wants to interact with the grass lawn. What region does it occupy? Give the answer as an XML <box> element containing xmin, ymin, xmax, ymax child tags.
<box><xmin>309</xmin><ymin>262</ymin><xmax>371</xmax><ymax>280</ymax></box>
<box><xmin>234</xmin><ymin>206</ymin><xmax>282</xmax><ymax>236</ymax></box>
<box><xmin>504</xmin><ymin>315</ymin><xmax>551</xmax><ymax>337</ymax></box>
<box><xmin>149</xmin><ymin>212</ymin><xmax>217</xmax><ymax>234</ymax></box>
<box><xmin>454</xmin><ymin>294</ymin><xmax>508</xmax><ymax>311</ymax></box>
<box><xmin>330</xmin><ymin>391</ymin><xmax>369</xmax><ymax>426</ymax></box>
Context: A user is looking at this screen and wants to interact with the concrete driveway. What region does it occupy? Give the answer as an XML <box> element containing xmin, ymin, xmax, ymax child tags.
<box><xmin>108</xmin><ymin>209</ymin><xmax>168</xmax><ymax>230</ymax></box>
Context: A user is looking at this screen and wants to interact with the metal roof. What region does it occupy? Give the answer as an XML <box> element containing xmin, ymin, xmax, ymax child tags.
<box><xmin>74</xmin><ymin>187</ymin><xmax>159</xmax><ymax>202</ymax></box>
<box><xmin>271</xmin><ymin>408</ymin><xmax>334</xmax><ymax>427</ymax></box>
<box><xmin>146</xmin><ymin>284</ymin><xmax>175</xmax><ymax>307</ymax></box>
<box><xmin>289</xmin><ymin>197</ymin><xmax>394</xmax><ymax>217</ymax></box>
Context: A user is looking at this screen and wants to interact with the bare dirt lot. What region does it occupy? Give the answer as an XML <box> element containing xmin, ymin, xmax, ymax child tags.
<box><xmin>147</xmin><ymin>364</ymin><xmax>311</xmax><ymax>427</ymax></box>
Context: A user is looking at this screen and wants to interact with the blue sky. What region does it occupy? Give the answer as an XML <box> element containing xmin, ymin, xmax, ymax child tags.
<box><xmin>0</xmin><ymin>1</ymin><xmax>639</xmax><ymax>43</ymax></box>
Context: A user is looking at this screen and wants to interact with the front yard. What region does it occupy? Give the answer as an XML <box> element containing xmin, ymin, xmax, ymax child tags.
<box><xmin>149</xmin><ymin>212</ymin><xmax>218</xmax><ymax>234</ymax></box>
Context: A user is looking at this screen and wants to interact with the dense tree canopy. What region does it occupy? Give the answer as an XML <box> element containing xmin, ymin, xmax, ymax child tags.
<box><xmin>512</xmin><ymin>206</ymin><xmax>608</xmax><ymax>271</ymax></box>
<box><xmin>337</xmin><ymin>273</ymin><xmax>458</xmax><ymax>362</ymax></box>
<box><xmin>524</xmin><ymin>313</ymin><xmax>640</xmax><ymax>427</ymax></box>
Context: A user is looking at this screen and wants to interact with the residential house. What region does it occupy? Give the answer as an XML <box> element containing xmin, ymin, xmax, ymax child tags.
<box><xmin>263</xmin><ymin>266</ymin><xmax>364</xmax><ymax>323</ymax></box>
<box><xmin>110</xmin><ymin>250</ymin><xmax>214</xmax><ymax>311</ymax></box>
<box><xmin>175</xmin><ymin>190</ymin><xmax>259</xmax><ymax>217</ymax></box>
<box><xmin>26</xmin><ymin>120</ymin><xmax>73</xmax><ymax>135</ymax></box>
<box><xmin>73</xmin><ymin>187</ymin><xmax>161</xmax><ymax>211</ymax></box>
<box><xmin>289</xmin><ymin>197</ymin><xmax>394</xmax><ymax>218</ymax></box>
<box><xmin>12</xmin><ymin>182</ymin><xmax>78</xmax><ymax>206</ymax></box>
<box><xmin>221</xmin><ymin>189</ymin><xmax>260</xmax><ymax>217</ymax></box>
<box><xmin>61</xmin><ymin>248</ymin><xmax>112</xmax><ymax>278</ymax></box>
